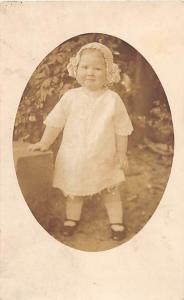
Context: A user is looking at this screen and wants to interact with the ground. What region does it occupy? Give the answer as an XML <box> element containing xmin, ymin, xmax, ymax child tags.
<box><xmin>21</xmin><ymin>145</ymin><xmax>172</xmax><ymax>252</ymax></box>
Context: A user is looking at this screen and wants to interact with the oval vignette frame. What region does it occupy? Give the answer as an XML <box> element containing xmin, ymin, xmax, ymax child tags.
<box><xmin>12</xmin><ymin>33</ymin><xmax>174</xmax><ymax>252</ymax></box>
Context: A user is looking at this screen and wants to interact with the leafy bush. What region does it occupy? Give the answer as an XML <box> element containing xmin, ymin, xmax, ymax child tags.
<box><xmin>147</xmin><ymin>100</ymin><xmax>174</xmax><ymax>144</ymax></box>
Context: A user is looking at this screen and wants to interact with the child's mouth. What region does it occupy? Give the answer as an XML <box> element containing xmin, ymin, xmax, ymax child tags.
<box><xmin>86</xmin><ymin>78</ymin><xmax>95</xmax><ymax>82</ymax></box>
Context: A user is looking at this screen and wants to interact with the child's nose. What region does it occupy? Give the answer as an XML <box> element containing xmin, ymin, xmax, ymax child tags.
<box><xmin>87</xmin><ymin>68</ymin><xmax>94</xmax><ymax>75</ymax></box>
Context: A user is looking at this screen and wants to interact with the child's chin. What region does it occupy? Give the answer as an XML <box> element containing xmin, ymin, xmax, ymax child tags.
<box><xmin>84</xmin><ymin>83</ymin><xmax>99</xmax><ymax>90</ymax></box>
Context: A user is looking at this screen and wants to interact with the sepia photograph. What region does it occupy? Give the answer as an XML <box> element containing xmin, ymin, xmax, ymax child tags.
<box><xmin>13</xmin><ymin>33</ymin><xmax>174</xmax><ymax>252</ymax></box>
<box><xmin>1</xmin><ymin>2</ymin><xmax>184</xmax><ymax>299</ymax></box>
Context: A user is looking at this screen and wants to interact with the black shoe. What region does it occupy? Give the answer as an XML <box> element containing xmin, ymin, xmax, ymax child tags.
<box><xmin>62</xmin><ymin>219</ymin><xmax>79</xmax><ymax>237</ymax></box>
<box><xmin>110</xmin><ymin>223</ymin><xmax>126</xmax><ymax>241</ymax></box>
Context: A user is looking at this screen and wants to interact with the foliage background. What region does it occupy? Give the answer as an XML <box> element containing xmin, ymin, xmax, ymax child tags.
<box><xmin>13</xmin><ymin>33</ymin><xmax>174</xmax><ymax>151</ymax></box>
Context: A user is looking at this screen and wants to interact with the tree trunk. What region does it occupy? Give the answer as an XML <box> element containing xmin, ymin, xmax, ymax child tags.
<box><xmin>131</xmin><ymin>53</ymin><xmax>155</xmax><ymax>143</ymax></box>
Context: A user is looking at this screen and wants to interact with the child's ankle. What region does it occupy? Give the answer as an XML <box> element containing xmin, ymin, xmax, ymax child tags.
<box><xmin>64</xmin><ymin>219</ymin><xmax>79</xmax><ymax>227</ymax></box>
<box><xmin>110</xmin><ymin>223</ymin><xmax>125</xmax><ymax>231</ymax></box>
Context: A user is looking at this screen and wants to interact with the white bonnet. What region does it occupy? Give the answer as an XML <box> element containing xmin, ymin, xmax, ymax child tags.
<box><xmin>67</xmin><ymin>42</ymin><xmax>121</xmax><ymax>84</ymax></box>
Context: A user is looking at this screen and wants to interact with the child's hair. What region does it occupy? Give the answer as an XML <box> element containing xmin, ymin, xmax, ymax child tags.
<box><xmin>67</xmin><ymin>42</ymin><xmax>121</xmax><ymax>84</ymax></box>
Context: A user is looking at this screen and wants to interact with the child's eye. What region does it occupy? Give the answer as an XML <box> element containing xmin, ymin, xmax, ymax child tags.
<box><xmin>81</xmin><ymin>65</ymin><xmax>88</xmax><ymax>69</ymax></box>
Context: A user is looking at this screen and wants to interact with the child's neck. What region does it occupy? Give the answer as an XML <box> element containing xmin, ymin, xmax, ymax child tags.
<box><xmin>82</xmin><ymin>86</ymin><xmax>108</xmax><ymax>99</ymax></box>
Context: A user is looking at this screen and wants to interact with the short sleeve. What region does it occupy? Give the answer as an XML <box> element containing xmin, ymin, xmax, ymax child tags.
<box><xmin>114</xmin><ymin>94</ymin><xmax>133</xmax><ymax>136</ymax></box>
<box><xmin>43</xmin><ymin>92</ymin><xmax>70</xmax><ymax>129</ymax></box>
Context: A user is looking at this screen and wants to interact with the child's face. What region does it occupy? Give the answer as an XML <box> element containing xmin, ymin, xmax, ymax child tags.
<box><xmin>76</xmin><ymin>49</ymin><xmax>107</xmax><ymax>91</ymax></box>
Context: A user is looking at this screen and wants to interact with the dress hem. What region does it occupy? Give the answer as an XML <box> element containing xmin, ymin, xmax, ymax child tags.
<box><xmin>52</xmin><ymin>179</ymin><xmax>125</xmax><ymax>198</ymax></box>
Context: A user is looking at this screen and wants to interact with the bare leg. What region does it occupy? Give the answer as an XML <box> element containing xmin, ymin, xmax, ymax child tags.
<box><xmin>103</xmin><ymin>187</ymin><xmax>123</xmax><ymax>224</ymax></box>
<box><xmin>65</xmin><ymin>196</ymin><xmax>84</xmax><ymax>222</ymax></box>
<box><xmin>62</xmin><ymin>196</ymin><xmax>84</xmax><ymax>236</ymax></box>
<box><xmin>103</xmin><ymin>187</ymin><xmax>126</xmax><ymax>240</ymax></box>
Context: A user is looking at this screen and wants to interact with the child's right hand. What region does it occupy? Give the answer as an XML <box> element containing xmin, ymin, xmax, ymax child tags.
<box><xmin>28</xmin><ymin>142</ymin><xmax>49</xmax><ymax>152</ymax></box>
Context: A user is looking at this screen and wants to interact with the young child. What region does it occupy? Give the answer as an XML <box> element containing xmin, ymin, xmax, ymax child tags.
<box><xmin>29</xmin><ymin>42</ymin><xmax>133</xmax><ymax>241</ymax></box>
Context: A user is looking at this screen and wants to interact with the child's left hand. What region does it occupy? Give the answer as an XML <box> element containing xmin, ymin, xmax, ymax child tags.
<box><xmin>121</xmin><ymin>154</ymin><xmax>129</xmax><ymax>173</ymax></box>
<box><xmin>116</xmin><ymin>153</ymin><xmax>129</xmax><ymax>173</ymax></box>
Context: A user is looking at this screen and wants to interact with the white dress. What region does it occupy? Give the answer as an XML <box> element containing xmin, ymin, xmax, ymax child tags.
<box><xmin>44</xmin><ymin>87</ymin><xmax>133</xmax><ymax>196</ymax></box>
